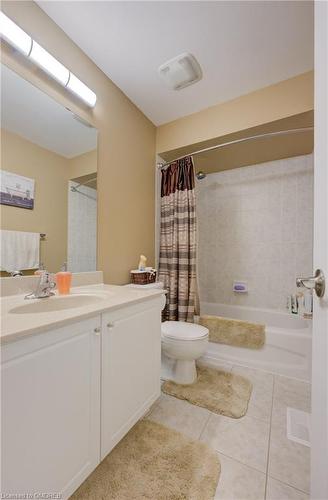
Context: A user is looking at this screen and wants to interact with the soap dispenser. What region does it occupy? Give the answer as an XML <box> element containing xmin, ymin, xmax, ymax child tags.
<box><xmin>56</xmin><ymin>262</ymin><xmax>72</xmax><ymax>295</ymax></box>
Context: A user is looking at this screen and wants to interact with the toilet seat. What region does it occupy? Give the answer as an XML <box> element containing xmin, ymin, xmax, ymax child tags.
<box><xmin>161</xmin><ymin>321</ymin><xmax>209</xmax><ymax>341</ymax></box>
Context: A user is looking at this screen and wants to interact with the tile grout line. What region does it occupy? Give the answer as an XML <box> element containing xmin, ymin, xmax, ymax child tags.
<box><xmin>159</xmin><ymin>368</ymin><xmax>309</xmax><ymax>498</ymax></box>
<box><xmin>206</xmin><ymin>427</ymin><xmax>270</xmax><ymax>476</ymax></box>
<box><xmin>215</xmin><ymin>450</ymin><xmax>267</xmax><ymax>476</ymax></box>
<box><xmin>198</xmin><ymin>411</ymin><xmax>213</xmax><ymax>441</ymax></box>
<box><xmin>267</xmin><ymin>475</ymin><xmax>310</xmax><ymax>496</ymax></box>
<box><xmin>267</xmin><ymin>376</ymin><xmax>311</xmax><ymax>495</ymax></box>
<box><xmin>197</xmin><ymin>369</ymin><xmax>274</xmax><ymax>488</ymax></box>
<box><xmin>199</xmin><ymin>411</ymin><xmax>270</xmax><ymax>476</ymax></box>
<box><xmin>264</xmin><ymin>376</ymin><xmax>275</xmax><ymax>499</ymax></box>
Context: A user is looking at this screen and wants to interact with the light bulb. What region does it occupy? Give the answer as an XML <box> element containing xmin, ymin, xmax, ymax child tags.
<box><xmin>0</xmin><ymin>12</ymin><xmax>96</xmax><ymax>108</ymax></box>
<box><xmin>29</xmin><ymin>41</ymin><xmax>69</xmax><ymax>86</ymax></box>
<box><xmin>0</xmin><ymin>12</ymin><xmax>32</xmax><ymax>56</ymax></box>
<box><xmin>66</xmin><ymin>73</ymin><xmax>97</xmax><ymax>108</ymax></box>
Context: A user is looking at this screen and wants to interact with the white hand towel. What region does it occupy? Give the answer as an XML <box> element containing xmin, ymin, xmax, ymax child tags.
<box><xmin>0</xmin><ymin>230</ymin><xmax>40</xmax><ymax>272</ymax></box>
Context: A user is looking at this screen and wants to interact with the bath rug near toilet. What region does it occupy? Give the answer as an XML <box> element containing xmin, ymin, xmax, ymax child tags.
<box><xmin>162</xmin><ymin>365</ymin><xmax>252</xmax><ymax>418</ymax></box>
<box><xmin>199</xmin><ymin>315</ymin><xmax>265</xmax><ymax>349</ymax></box>
<box><xmin>71</xmin><ymin>419</ymin><xmax>220</xmax><ymax>500</ymax></box>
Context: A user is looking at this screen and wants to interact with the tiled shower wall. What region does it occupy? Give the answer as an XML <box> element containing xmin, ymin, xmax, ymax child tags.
<box><xmin>68</xmin><ymin>181</ymin><xmax>97</xmax><ymax>273</ymax></box>
<box><xmin>197</xmin><ymin>154</ymin><xmax>313</xmax><ymax>310</ymax></box>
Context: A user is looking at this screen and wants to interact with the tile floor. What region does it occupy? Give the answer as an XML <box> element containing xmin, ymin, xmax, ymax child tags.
<box><xmin>147</xmin><ymin>363</ymin><xmax>311</xmax><ymax>500</ymax></box>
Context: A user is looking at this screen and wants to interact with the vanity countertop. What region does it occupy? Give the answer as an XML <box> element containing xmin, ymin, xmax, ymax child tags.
<box><xmin>1</xmin><ymin>284</ymin><xmax>165</xmax><ymax>345</ymax></box>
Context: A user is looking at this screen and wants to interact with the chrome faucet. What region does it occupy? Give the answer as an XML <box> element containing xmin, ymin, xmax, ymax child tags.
<box><xmin>25</xmin><ymin>271</ymin><xmax>56</xmax><ymax>299</ymax></box>
<box><xmin>8</xmin><ymin>270</ymin><xmax>23</xmax><ymax>277</ymax></box>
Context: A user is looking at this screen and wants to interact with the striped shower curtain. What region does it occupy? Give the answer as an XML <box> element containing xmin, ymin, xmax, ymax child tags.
<box><xmin>158</xmin><ymin>156</ymin><xmax>198</xmax><ymax>322</ymax></box>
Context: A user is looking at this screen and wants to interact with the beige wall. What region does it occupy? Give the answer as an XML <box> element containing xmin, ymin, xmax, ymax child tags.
<box><xmin>68</xmin><ymin>149</ymin><xmax>97</xmax><ymax>180</ymax></box>
<box><xmin>1</xmin><ymin>1</ymin><xmax>156</xmax><ymax>284</ymax></box>
<box><xmin>1</xmin><ymin>129</ymin><xmax>68</xmax><ymax>273</ymax></box>
<box><xmin>161</xmin><ymin>112</ymin><xmax>314</xmax><ymax>174</ymax></box>
<box><xmin>156</xmin><ymin>71</ymin><xmax>314</xmax><ymax>154</ymax></box>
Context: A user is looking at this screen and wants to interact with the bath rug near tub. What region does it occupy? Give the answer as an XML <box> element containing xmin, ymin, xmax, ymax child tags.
<box><xmin>199</xmin><ymin>315</ymin><xmax>265</xmax><ymax>349</ymax></box>
<box><xmin>162</xmin><ymin>365</ymin><xmax>252</xmax><ymax>419</ymax></box>
<box><xmin>71</xmin><ymin>419</ymin><xmax>220</xmax><ymax>500</ymax></box>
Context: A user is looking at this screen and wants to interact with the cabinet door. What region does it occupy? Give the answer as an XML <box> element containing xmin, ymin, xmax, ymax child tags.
<box><xmin>101</xmin><ymin>298</ymin><xmax>162</xmax><ymax>459</ymax></box>
<box><xmin>1</xmin><ymin>317</ymin><xmax>101</xmax><ymax>499</ymax></box>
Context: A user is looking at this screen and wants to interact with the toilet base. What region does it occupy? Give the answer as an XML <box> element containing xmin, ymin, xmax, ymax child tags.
<box><xmin>161</xmin><ymin>352</ymin><xmax>197</xmax><ymax>385</ymax></box>
<box><xmin>174</xmin><ymin>360</ymin><xmax>197</xmax><ymax>385</ymax></box>
<box><xmin>160</xmin><ymin>352</ymin><xmax>175</xmax><ymax>381</ymax></box>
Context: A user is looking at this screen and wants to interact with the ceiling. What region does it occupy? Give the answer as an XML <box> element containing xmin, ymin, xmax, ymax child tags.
<box><xmin>37</xmin><ymin>1</ymin><xmax>314</xmax><ymax>126</ymax></box>
<box><xmin>1</xmin><ymin>64</ymin><xmax>97</xmax><ymax>158</ymax></box>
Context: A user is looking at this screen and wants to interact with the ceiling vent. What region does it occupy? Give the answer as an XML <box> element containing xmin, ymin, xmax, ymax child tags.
<box><xmin>158</xmin><ymin>52</ymin><xmax>202</xmax><ymax>90</ymax></box>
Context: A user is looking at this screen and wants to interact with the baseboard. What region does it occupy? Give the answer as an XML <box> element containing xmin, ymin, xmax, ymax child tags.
<box><xmin>200</xmin><ymin>352</ymin><xmax>311</xmax><ymax>382</ymax></box>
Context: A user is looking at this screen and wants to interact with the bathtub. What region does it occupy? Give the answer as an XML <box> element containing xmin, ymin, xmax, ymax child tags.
<box><xmin>199</xmin><ymin>302</ymin><xmax>312</xmax><ymax>381</ymax></box>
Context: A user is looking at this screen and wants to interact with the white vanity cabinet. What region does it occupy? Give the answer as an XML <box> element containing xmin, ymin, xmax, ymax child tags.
<box><xmin>101</xmin><ymin>297</ymin><xmax>162</xmax><ymax>459</ymax></box>
<box><xmin>1</xmin><ymin>316</ymin><xmax>101</xmax><ymax>499</ymax></box>
<box><xmin>1</xmin><ymin>294</ymin><xmax>163</xmax><ymax>499</ymax></box>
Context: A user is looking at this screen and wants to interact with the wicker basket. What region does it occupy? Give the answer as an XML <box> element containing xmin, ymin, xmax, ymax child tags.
<box><xmin>130</xmin><ymin>268</ymin><xmax>157</xmax><ymax>285</ymax></box>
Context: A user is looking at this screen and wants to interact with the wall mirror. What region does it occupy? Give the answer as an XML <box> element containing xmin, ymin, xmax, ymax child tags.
<box><xmin>0</xmin><ymin>64</ymin><xmax>98</xmax><ymax>275</ymax></box>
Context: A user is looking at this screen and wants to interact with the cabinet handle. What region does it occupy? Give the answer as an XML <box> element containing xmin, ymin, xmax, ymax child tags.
<box><xmin>94</xmin><ymin>327</ymin><xmax>101</xmax><ymax>336</ymax></box>
<box><xmin>107</xmin><ymin>322</ymin><xmax>115</xmax><ymax>329</ymax></box>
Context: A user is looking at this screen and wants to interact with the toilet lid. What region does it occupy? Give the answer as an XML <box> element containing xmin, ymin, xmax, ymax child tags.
<box><xmin>162</xmin><ymin>321</ymin><xmax>209</xmax><ymax>341</ymax></box>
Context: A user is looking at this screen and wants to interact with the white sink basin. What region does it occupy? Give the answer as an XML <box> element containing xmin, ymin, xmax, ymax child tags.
<box><xmin>10</xmin><ymin>294</ymin><xmax>108</xmax><ymax>314</ymax></box>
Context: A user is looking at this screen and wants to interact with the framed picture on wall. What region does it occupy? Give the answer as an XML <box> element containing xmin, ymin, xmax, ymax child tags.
<box><xmin>0</xmin><ymin>170</ymin><xmax>35</xmax><ymax>209</ymax></box>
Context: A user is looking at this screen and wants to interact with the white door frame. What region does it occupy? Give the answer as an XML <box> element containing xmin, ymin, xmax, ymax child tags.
<box><xmin>311</xmin><ymin>2</ymin><xmax>328</xmax><ymax>499</ymax></box>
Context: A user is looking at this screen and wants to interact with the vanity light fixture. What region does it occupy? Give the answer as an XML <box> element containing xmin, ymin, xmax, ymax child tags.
<box><xmin>29</xmin><ymin>40</ymin><xmax>70</xmax><ymax>86</ymax></box>
<box><xmin>66</xmin><ymin>73</ymin><xmax>97</xmax><ymax>108</ymax></box>
<box><xmin>0</xmin><ymin>12</ymin><xmax>97</xmax><ymax>107</ymax></box>
<box><xmin>0</xmin><ymin>10</ymin><xmax>32</xmax><ymax>55</ymax></box>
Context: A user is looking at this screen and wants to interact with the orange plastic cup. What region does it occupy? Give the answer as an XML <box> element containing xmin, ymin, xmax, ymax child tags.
<box><xmin>56</xmin><ymin>272</ymin><xmax>72</xmax><ymax>295</ymax></box>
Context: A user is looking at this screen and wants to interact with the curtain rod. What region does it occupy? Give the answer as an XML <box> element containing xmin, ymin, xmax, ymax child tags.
<box><xmin>71</xmin><ymin>189</ymin><xmax>97</xmax><ymax>201</ymax></box>
<box><xmin>157</xmin><ymin>127</ymin><xmax>314</xmax><ymax>170</ymax></box>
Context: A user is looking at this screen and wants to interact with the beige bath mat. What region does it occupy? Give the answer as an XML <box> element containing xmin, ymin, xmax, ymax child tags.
<box><xmin>162</xmin><ymin>365</ymin><xmax>252</xmax><ymax>418</ymax></box>
<box><xmin>71</xmin><ymin>419</ymin><xmax>220</xmax><ymax>500</ymax></box>
<box><xmin>199</xmin><ymin>315</ymin><xmax>265</xmax><ymax>349</ymax></box>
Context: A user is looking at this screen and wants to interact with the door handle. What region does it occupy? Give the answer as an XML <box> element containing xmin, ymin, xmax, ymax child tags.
<box><xmin>107</xmin><ymin>322</ymin><xmax>115</xmax><ymax>330</ymax></box>
<box><xmin>296</xmin><ymin>269</ymin><xmax>325</xmax><ymax>298</ymax></box>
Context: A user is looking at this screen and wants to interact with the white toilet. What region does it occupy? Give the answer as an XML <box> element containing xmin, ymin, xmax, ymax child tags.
<box><xmin>125</xmin><ymin>282</ymin><xmax>209</xmax><ymax>385</ymax></box>
<box><xmin>161</xmin><ymin>321</ymin><xmax>209</xmax><ymax>385</ymax></box>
